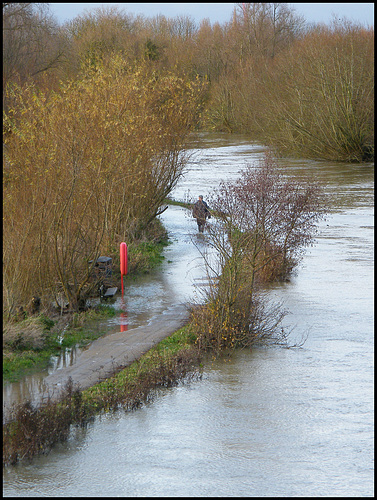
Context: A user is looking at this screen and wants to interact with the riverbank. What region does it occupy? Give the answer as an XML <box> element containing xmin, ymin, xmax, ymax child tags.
<box><xmin>3</xmin><ymin>306</ymin><xmax>117</xmax><ymax>383</ymax></box>
<box><xmin>3</xmin><ymin>219</ymin><xmax>171</xmax><ymax>383</ymax></box>
<box><xmin>2</xmin><ymin>170</ymin><xmax>322</xmax><ymax>464</ymax></box>
<box><xmin>3</xmin><ymin>209</ymin><xmax>204</xmax><ymax>466</ymax></box>
<box><xmin>4</xmin><ymin>132</ymin><xmax>373</xmax><ymax>496</ymax></box>
<box><xmin>3</xmin><ymin>324</ymin><xmax>204</xmax><ymax>466</ymax></box>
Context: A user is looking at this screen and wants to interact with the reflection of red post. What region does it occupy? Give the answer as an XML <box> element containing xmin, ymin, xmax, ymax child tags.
<box><xmin>120</xmin><ymin>242</ymin><xmax>127</xmax><ymax>295</ymax></box>
<box><xmin>120</xmin><ymin>312</ymin><xmax>128</xmax><ymax>332</ymax></box>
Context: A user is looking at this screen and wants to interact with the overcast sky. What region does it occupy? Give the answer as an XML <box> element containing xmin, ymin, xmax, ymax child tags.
<box><xmin>49</xmin><ymin>3</ymin><xmax>374</xmax><ymax>27</ymax></box>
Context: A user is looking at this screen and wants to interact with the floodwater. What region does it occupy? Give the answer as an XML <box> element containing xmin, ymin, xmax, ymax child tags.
<box><xmin>3</xmin><ymin>133</ymin><xmax>374</xmax><ymax>497</ymax></box>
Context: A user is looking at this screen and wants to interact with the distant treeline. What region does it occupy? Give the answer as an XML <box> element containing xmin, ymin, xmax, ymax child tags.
<box><xmin>3</xmin><ymin>3</ymin><xmax>374</xmax><ymax>162</ymax></box>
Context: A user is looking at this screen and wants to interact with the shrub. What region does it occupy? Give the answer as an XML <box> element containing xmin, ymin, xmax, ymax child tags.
<box><xmin>191</xmin><ymin>153</ymin><xmax>327</xmax><ymax>353</ymax></box>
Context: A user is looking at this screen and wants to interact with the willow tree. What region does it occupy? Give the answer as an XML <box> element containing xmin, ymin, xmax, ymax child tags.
<box><xmin>259</xmin><ymin>22</ymin><xmax>374</xmax><ymax>162</ymax></box>
<box><xmin>3</xmin><ymin>54</ymin><xmax>207</xmax><ymax>317</ymax></box>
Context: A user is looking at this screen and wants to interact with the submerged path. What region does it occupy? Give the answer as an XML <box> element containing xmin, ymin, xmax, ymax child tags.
<box><xmin>41</xmin><ymin>303</ymin><xmax>190</xmax><ymax>403</ymax></box>
<box><xmin>3</xmin><ymin>204</ymin><xmax>199</xmax><ymax>417</ymax></box>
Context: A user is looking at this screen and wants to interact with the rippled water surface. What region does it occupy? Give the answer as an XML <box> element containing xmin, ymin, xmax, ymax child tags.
<box><xmin>3</xmin><ymin>133</ymin><xmax>374</xmax><ymax>497</ymax></box>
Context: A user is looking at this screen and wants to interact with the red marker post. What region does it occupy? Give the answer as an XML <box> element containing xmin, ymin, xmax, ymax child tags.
<box><xmin>120</xmin><ymin>242</ymin><xmax>128</xmax><ymax>295</ymax></box>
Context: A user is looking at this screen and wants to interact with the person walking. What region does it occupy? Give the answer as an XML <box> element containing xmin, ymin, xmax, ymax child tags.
<box><xmin>192</xmin><ymin>195</ymin><xmax>211</xmax><ymax>233</ymax></box>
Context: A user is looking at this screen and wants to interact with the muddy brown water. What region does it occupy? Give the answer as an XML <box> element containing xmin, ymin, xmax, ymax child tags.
<box><xmin>3</xmin><ymin>133</ymin><xmax>374</xmax><ymax>497</ymax></box>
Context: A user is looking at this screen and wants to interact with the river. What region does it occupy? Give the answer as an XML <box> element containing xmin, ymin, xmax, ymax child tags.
<box><xmin>3</xmin><ymin>133</ymin><xmax>374</xmax><ymax>497</ymax></box>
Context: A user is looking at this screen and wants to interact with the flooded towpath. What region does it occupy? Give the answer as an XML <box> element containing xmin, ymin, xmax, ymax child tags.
<box><xmin>3</xmin><ymin>133</ymin><xmax>374</xmax><ymax>497</ymax></box>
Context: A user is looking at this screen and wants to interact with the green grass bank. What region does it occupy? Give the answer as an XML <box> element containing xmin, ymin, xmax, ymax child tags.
<box><xmin>3</xmin><ymin>324</ymin><xmax>204</xmax><ymax>467</ymax></box>
<box><xmin>3</xmin><ymin>218</ymin><xmax>171</xmax><ymax>383</ymax></box>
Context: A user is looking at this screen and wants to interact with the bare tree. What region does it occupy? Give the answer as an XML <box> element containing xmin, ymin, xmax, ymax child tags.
<box><xmin>259</xmin><ymin>22</ymin><xmax>374</xmax><ymax>161</ymax></box>
<box><xmin>234</xmin><ymin>2</ymin><xmax>305</xmax><ymax>59</ymax></box>
<box><xmin>190</xmin><ymin>153</ymin><xmax>327</xmax><ymax>352</ymax></box>
<box><xmin>3</xmin><ymin>3</ymin><xmax>66</xmax><ymax>107</ymax></box>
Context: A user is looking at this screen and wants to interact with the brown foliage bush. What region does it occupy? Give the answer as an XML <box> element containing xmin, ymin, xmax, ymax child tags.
<box><xmin>3</xmin><ymin>54</ymin><xmax>207</xmax><ymax>317</ymax></box>
<box><xmin>246</xmin><ymin>23</ymin><xmax>374</xmax><ymax>161</ymax></box>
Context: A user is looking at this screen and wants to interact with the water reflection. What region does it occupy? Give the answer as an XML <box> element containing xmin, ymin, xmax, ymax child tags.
<box><xmin>118</xmin><ymin>296</ymin><xmax>128</xmax><ymax>332</ymax></box>
<box><xmin>119</xmin><ymin>312</ymin><xmax>128</xmax><ymax>332</ymax></box>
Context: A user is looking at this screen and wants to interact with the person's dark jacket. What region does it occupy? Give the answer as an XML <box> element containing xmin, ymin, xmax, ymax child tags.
<box><xmin>193</xmin><ymin>200</ymin><xmax>210</xmax><ymax>221</ymax></box>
